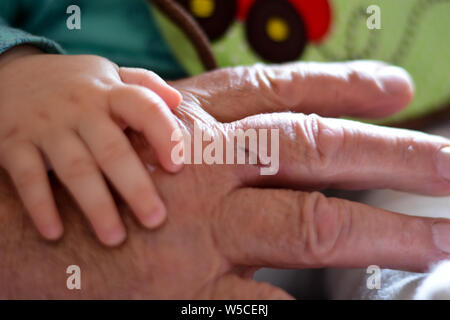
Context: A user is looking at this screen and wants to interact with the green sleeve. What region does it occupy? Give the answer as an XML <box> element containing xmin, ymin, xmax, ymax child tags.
<box><xmin>0</xmin><ymin>0</ymin><xmax>64</xmax><ymax>55</ymax></box>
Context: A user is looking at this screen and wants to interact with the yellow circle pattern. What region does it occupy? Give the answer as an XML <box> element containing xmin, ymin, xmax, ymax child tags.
<box><xmin>190</xmin><ymin>0</ymin><xmax>215</xmax><ymax>18</ymax></box>
<box><xmin>266</xmin><ymin>17</ymin><xmax>290</xmax><ymax>42</ymax></box>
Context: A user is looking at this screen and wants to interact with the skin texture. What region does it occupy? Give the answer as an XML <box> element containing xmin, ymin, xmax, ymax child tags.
<box><xmin>0</xmin><ymin>47</ymin><xmax>184</xmax><ymax>246</ymax></box>
<box><xmin>1</xmin><ymin>61</ymin><xmax>450</xmax><ymax>299</ymax></box>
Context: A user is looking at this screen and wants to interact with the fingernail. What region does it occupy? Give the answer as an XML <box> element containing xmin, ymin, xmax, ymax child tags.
<box><xmin>377</xmin><ymin>66</ymin><xmax>415</xmax><ymax>96</ymax></box>
<box><xmin>142</xmin><ymin>206</ymin><xmax>166</xmax><ymax>229</ymax></box>
<box><xmin>103</xmin><ymin>227</ymin><xmax>126</xmax><ymax>246</ymax></box>
<box><xmin>169</xmin><ymin>88</ymin><xmax>183</xmax><ymax>109</ymax></box>
<box><xmin>432</xmin><ymin>222</ymin><xmax>450</xmax><ymax>253</ymax></box>
<box><xmin>44</xmin><ymin>223</ymin><xmax>63</xmax><ymax>240</ymax></box>
<box><xmin>435</xmin><ymin>147</ymin><xmax>450</xmax><ymax>180</ymax></box>
<box><xmin>170</xmin><ymin>159</ymin><xmax>184</xmax><ymax>173</ymax></box>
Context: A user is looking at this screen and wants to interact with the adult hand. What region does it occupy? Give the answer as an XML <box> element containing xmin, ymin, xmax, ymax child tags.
<box><xmin>2</xmin><ymin>61</ymin><xmax>450</xmax><ymax>299</ymax></box>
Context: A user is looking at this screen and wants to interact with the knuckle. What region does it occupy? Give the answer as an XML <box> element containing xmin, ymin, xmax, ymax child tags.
<box><xmin>79</xmin><ymin>55</ymin><xmax>116</xmax><ymax>72</ymax></box>
<box><xmin>63</xmin><ymin>156</ymin><xmax>97</xmax><ymax>181</ymax></box>
<box><xmin>245</xmin><ymin>64</ymin><xmax>278</xmax><ymax>100</ymax></box>
<box><xmin>106</xmin><ymin>84</ymin><xmax>124</xmax><ymax>102</ymax></box>
<box><xmin>143</xmin><ymin>69</ymin><xmax>158</xmax><ymax>78</ymax></box>
<box><xmin>87</xmin><ymin>82</ymin><xmax>112</xmax><ymax>103</ymax></box>
<box><xmin>346</xmin><ymin>66</ymin><xmax>367</xmax><ymax>86</ymax></box>
<box><xmin>347</xmin><ymin>65</ymin><xmax>380</xmax><ymax>95</ymax></box>
<box><xmin>299</xmin><ymin>192</ymin><xmax>349</xmax><ymax>265</ymax></box>
<box><xmin>112</xmin><ymin>85</ymin><xmax>163</xmax><ymax>112</ymax></box>
<box><xmin>93</xmin><ymin>55</ymin><xmax>113</xmax><ymax>66</ymax></box>
<box><xmin>295</xmin><ymin>114</ymin><xmax>344</xmax><ymax>176</ymax></box>
<box><xmin>68</xmin><ymin>86</ymin><xmax>109</xmax><ymax>115</ymax></box>
<box><xmin>134</xmin><ymin>90</ymin><xmax>168</xmax><ymax>121</ymax></box>
<box><xmin>141</xmin><ymin>69</ymin><xmax>159</xmax><ymax>83</ymax></box>
<box><xmin>97</xmin><ymin>139</ymin><xmax>130</xmax><ymax>167</ymax></box>
<box><xmin>140</xmin><ymin>89</ymin><xmax>165</xmax><ymax>110</ymax></box>
<box><xmin>258</xmin><ymin>65</ymin><xmax>294</xmax><ymax>108</ymax></box>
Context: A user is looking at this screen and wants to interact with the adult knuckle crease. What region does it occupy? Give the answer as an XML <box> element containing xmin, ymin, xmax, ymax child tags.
<box><xmin>295</xmin><ymin>115</ymin><xmax>341</xmax><ymax>175</ymax></box>
<box><xmin>301</xmin><ymin>192</ymin><xmax>346</xmax><ymax>265</ymax></box>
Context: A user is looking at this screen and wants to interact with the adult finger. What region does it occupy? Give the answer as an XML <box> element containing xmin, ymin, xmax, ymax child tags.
<box><xmin>233</xmin><ymin>113</ymin><xmax>450</xmax><ymax>196</ymax></box>
<box><xmin>215</xmin><ymin>188</ymin><xmax>450</xmax><ymax>272</ymax></box>
<box><xmin>0</xmin><ymin>143</ymin><xmax>63</xmax><ymax>240</ymax></box>
<box><xmin>174</xmin><ymin>61</ymin><xmax>414</xmax><ymax>121</ymax></box>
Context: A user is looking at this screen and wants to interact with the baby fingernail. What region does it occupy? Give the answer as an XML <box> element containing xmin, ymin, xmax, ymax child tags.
<box><xmin>168</xmin><ymin>88</ymin><xmax>183</xmax><ymax>109</ymax></box>
<box><xmin>435</xmin><ymin>147</ymin><xmax>450</xmax><ymax>180</ymax></box>
<box><xmin>44</xmin><ymin>223</ymin><xmax>63</xmax><ymax>240</ymax></box>
<box><xmin>142</xmin><ymin>206</ymin><xmax>166</xmax><ymax>229</ymax></box>
<box><xmin>432</xmin><ymin>222</ymin><xmax>450</xmax><ymax>253</ymax></box>
<box><xmin>103</xmin><ymin>228</ymin><xmax>126</xmax><ymax>246</ymax></box>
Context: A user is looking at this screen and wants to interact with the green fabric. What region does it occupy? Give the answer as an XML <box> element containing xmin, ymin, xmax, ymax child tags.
<box><xmin>0</xmin><ymin>0</ymin><xmax>65</xmax><ymax>56</ymax></box>
<box><xmin>155</xmin><ymin>0</ymin><xmax>450</xmax><ymax>125</ymax></box>
<box><xmin>0</xmin><ymin>0</ymin><xmax>187</xmax><ymax>80</ymax></box>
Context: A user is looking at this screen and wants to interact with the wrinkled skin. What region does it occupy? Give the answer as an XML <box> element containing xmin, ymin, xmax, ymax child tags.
<box><xmin>1</xmin><ymin>61</ymin><xmax>450</xmax><ymax>299</ymax></box>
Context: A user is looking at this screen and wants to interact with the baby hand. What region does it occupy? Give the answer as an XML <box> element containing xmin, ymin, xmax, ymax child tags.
<box><xmin>0</xmin><ymin>47</ymin><xmax>183</xmax><ymax>246</ymax></box>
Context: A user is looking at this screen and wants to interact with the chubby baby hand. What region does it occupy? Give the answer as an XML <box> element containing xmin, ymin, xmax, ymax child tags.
<box><xmin>0</xmin><ymin>46</ymin><xmax>184</xmax><ymax>246</ymax></box>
